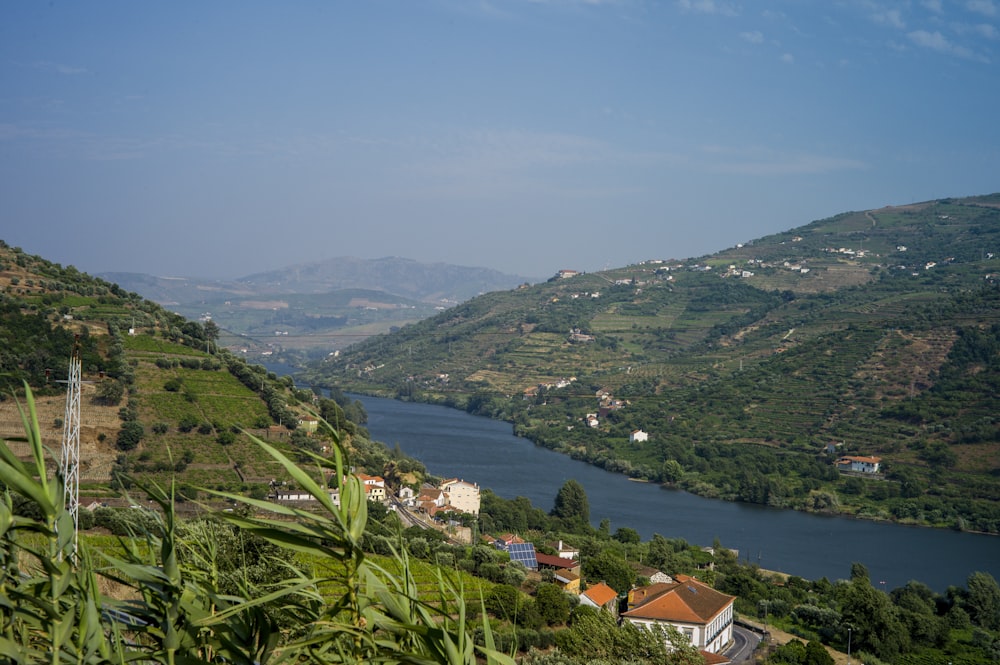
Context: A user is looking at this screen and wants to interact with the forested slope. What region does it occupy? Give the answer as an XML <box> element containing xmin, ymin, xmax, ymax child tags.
<box><xmin>306</xmin><ymin>195</ymin><xmax>1000</xmax><ymax>531</ymax></box>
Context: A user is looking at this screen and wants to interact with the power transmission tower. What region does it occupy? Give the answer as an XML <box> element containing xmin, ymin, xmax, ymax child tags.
<box><xmin>59</xmin><ymin>347</ymin><xmax>82</xmax><ymax>558</ymax></box>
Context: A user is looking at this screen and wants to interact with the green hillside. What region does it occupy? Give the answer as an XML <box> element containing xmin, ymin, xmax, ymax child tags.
<box><xmin>0</xmin><ymin>240</ymin><xmax>382</xmax><ymax>505</ymax></box>
<box><xmin>305</xmin><ymin>195</ymin><xmax>1000</xmax><ymax>532</ymax></box>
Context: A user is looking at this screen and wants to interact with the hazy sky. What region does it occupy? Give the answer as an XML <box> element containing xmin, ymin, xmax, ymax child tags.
<box><xmin>2</xmin><ymin>1</ymin><xmax>998</xmax><ymax>280</ymax></box>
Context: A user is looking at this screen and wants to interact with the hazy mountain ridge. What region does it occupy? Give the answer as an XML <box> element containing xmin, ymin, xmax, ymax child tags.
<box><xmin>100</xmin><ymin>256</ymin><xmax>534</xmax><ymax>305</ymax></box>
<box><xmin>99</xmin><ymin>257</ymin><xmax>536</xmax><ymax>357</ymax></box>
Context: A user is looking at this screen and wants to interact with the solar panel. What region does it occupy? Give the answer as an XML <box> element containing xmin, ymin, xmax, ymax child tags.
<box><xmin>507</xmin><ymin>542</ymin><xmax>538</xmax><ymax>569</ymax></box>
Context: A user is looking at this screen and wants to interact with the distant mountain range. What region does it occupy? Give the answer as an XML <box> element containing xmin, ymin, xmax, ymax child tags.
<box><xmin>99</xmin><ymin>257</ymin><xmax>536</xmax><ymax>359</ymax></box>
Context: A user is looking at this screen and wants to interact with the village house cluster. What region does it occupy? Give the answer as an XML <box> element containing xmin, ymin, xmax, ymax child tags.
<box><xmin>272</xmin><ymin>472</ymin><xmax>482</xmax><ymax>518</ymax></box>
<box><xmin>582</xmin><ymin>387</ymin><xmax>628</xmax><ymax>430</ymax></box>
<box><xmin>487</xmin><ymin>535</ymin><xmax>736</xmax><ymax>659</ymax></box>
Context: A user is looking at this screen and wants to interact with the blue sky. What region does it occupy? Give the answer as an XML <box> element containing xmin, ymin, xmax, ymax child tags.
<box><xmin>2</xmin><ymin>1</ymin><xmax>998</xmax><ymax>280</ymax></box>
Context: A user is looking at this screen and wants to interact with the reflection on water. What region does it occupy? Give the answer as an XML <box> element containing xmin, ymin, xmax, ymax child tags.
<box><xmin>356</xmin><ymin>394</ymin><xmax>1000</xmax><ymax>592</ymax></box>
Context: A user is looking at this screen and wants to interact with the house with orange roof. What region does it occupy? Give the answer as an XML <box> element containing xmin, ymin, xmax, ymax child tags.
<box><xmin>622</xmin><ymin>574</ymin><xmax>735</xmax><ymax>655</ymax></box>
<box><xmin>836</xmin><ymin>455</ymin><xmax>882</xmax><ymax>474</ymax></box>
<box><xmin>580</xmin><ymin>581</ymin><xmax>619</xmax><ymax>616</ymax></box>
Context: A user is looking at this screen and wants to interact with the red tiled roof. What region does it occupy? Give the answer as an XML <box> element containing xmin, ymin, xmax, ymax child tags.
<box><xmin>535</xmin><ymin>552</ymin><xmax>571</xmax><ymax>568</ymax></box>
<box><xmin>623</xmin><ymin>575</ymin><xmax>734</xmax><ymax>625</ymax></box>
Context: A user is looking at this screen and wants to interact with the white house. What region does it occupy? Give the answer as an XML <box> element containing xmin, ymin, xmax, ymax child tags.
<box><xmin>837</xmin><ymin>455</ymin><xmax>882</xmax><ymax>474</ymax></box>
<box><xmin>622</xmin><ymin>575</ymin><xmax>735</xmax><ymax>655</ymax></box>
<box><xmin>439</xmin><ymin>478</ymin><xmax>481</xmax><ymax>515</ymax></box>
<box><xmin>580</xmin><ymin>582</ymin><xmax>619</xmax><ymax>616</ymax></box>
<box><xmin>629</xmin><ymin>429</ymin><xmax>649</xmax><ymax>443</ymax></box>
<box><xmin>549</xmin><ymin>539</ymin><xmax>580</xmax><ymax>561</ymax></box>
<box><xmin>398</xmin><ymin>486</ymin><xmax>416</xmax><ymax>507</ymax></box>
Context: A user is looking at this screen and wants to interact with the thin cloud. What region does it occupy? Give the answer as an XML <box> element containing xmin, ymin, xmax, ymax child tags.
<box><xmin>703</xmin><ymin>147</ymin><xmax>868</xmax><ymax>176</ymax></box>
<box><xmin>741</xmin><ymin>30</ymin><xmax>764</xmax><ymax>44</ymax></box>
<box><xmin>872</xmin><ymin>8</ymin><xmax>906</xmax><ymax>30</ymax></box>
<box><xmin>922</xmin><ymin>0</ymin><xmax>943</xmax><ymax>12</ymax></box>
<box><xmin>953</xmin><ymin>21</ymin><xmax>999</xmax><ymax>39</ymax></box>
<box><xmin>676</xmin><ymin>0</ymin><xmax>739</xmax><ymax>18</ymax></box>
<box><xmin>908</xmin><ymin>29</ymin><xmax>986</xmax><ymax>59</ymax></box>
<box><xmin>780</xmin><ymin>52</ymin><xmax>795</xmax><ymax>63</ymax></box>
<box><xmin>966</xmin><ymin>0</ymin><xmax>998</xmax><ymax>17</ymax></box>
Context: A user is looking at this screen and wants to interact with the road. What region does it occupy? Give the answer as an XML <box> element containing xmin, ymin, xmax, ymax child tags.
<box><xmin>725</xmin><ymin>625</ymin><xmax>763</xmax><ymax>663</ymax></box>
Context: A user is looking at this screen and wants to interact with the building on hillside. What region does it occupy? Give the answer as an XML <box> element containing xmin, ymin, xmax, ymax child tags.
<box><xmin>548</xmin><ymin>539</ymin><xmax>580</xmax><ymax>561</ymax></box>
<box><xmin>837</xmin><ymin>455</ymin><xmax>882</xmax><ymax>474</ymax></box>
<box><xmin>439</xmin><ymin>478</ymin><xmax>481</xmax><ymax>515</ymax></box>
<box><xmin>629</xmin><ymin>429</ymin><xmax>649</xmax><ymax>443</ymax></box>
<box><xmin>536</xmin><ymin>552</ymin><xmax>574</xmax><ymax>571</ymax></box>
<box><xmin>632</xmin><ymin>563</ymin><xmax>673</xmax><ymax>585</ymax></box>
<box><xmin>397</xmin><ymin>486</ymin><xmax>416</xmax><ymax>507</ymax></box>
<box><xmin>416</xmin><ymin>486</ymin><xmax>448</xmax><ymax>515</ymax></box>
<box><xmin>580</xmin><ymin>582</ymin><xmax>619</xmax><ymax>616</ymax></box>
<box><xmin>491</xmin><ymin>534</ymin><xmax>538</xmax><ymax>570</ymax></box>
<box><xmin>553</xmin><ymin>568</ymin><xmax>581</xmax><ymax>594</ymax></box>
<box><xmin>622</xmin><ymin>574</ymin><xmax>735</xmax><ymax>655</ymax></box>
<box><xmin>297</xmin><ymin>417</ymin><xmax>319</xmax><ymax>433</ymax></box>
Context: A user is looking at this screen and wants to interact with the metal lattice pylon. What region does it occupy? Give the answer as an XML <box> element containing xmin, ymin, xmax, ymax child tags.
<box><xmin>59</xmin><ymin>349</ymin><xmax>82</xmax><ymax>557</ymax></box>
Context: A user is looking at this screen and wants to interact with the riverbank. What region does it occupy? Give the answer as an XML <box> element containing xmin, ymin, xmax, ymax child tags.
<box><xmin>352</xmin><ymin>392</ymin><xmax>1000</xmax><ymax>592</ymax></box>
<box><xmin>350</xmin><ymin>388</ymin><xmax>998</xmax><ymax>537</ymax></box>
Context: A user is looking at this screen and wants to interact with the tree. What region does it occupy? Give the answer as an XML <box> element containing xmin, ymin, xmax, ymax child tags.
<box><xmin>486</xmin><ymin>584</ymin><xmax>524</xmax><ymax>623</ymax></box>
<box><xmin>551</xmin><ymin>479</ymin><xmax>590</xmax><ymax>530</ymax></box>
<box><xmin>613</xmin><ymin>526</ymin><xmax>641</xmax><ymax>545</ymax></box>
<box><xmin>804</xmin><ymin>640</ymin><xmax>834</xmax><ymax>665</ymax></box>
<box><xmin>662</xmin><ymin>459</ymin><xmax>684</xmax><ymax>484</ymax></box>
<box><xmin>838</xmin><ymin>565</ymin><xmax>910</xmax><ymax>661</ymax></box>
<box><xmin>116</xmin><ymin>420</ymin><xmax>144</xmax><ymax>451</ymax></box>
<box><xmin>203</xmin><ymin>319</ymin><xmax>221</xmax><ymax>350</ymax></box>
<box><xmin>966</xmin><ymin>571</ymin><xmax>1000</xmax><ymax>631</ymax></box>
<box><xmin>582</xmin><ymin>549</ymin><xmax>636</xmax><ymax>594</ymax></box>
<box><xmin>95</xmin><ymin>377</ymin><xmax>124</xmax><ymax>405</ymax></box>
<box><xmin>534</xmin><ymin>583</ymin><xmax>571</xmax><ymax>626</ymax></box>
<box><xmin>555</xmin><ymin>606</ymin><xmax>700</xmax><ymax>664</ymax></box>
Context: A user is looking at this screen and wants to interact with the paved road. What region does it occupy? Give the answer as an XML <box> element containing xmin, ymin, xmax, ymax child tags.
<box><xmin>725</xmin><ymin>625</ymin><xmax>763</xmax><ymax>663</ymax></box>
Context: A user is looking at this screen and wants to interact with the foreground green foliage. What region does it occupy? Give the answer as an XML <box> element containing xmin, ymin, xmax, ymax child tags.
<box><xmin>0</xmin><ymin>385</ymin><xmax>513</xmax><ymax>664</ymax></box>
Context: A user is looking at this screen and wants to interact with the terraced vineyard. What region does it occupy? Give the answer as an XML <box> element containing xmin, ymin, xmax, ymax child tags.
<box><xmin>311</xmin><ymin>194</ymin><xmax>1000</xmax><ymax>532</ymax></box>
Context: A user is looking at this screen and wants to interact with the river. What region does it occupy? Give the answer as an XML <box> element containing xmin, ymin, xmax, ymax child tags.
<box><xmin>354</xmin><ymin>393</ymin><xmax>1000</xmax><ymax>593</ymax></box>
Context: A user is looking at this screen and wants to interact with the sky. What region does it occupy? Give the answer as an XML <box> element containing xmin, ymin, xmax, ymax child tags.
<box><xmin>2</xmin><ymin>1</ymin><xmax>998</xmax><ymax>281</ymax></box>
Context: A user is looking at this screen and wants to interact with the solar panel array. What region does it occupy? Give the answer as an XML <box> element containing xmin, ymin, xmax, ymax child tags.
<box><xmin>507</xmin><ymin>542</ymin><xmax>538</xmax><ymax>569</ymax></box>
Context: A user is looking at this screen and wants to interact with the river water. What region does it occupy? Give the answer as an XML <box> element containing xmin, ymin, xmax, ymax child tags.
<box><xmin>354</xmin><ymin>394</ymin><xmax>1000</xmax><ymax>593</ymax></box>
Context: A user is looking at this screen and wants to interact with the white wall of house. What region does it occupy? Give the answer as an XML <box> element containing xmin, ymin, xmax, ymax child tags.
<box><xmin>625</xmin><ymin>603</ymin><xmax>733</xmax><ymax>654</ymax></box>
<box><xmin>441</xmin><ymin>480</ymin><xmax>480</xmax><ymax>515</ymax></box>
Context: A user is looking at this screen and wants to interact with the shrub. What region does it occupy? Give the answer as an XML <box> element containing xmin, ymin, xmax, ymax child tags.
<box><xmin>116</xmin><ymin>420</ymin><xmax>144</xmax><ymax>451</ymax></box>
<box><xmin>178</xmin><ymin>415</ymin><xmax>199</xmax><ymax>432</ymax></box>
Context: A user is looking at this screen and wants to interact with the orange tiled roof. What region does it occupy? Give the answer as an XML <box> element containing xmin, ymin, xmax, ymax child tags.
<box><xmin>623</xmin><ymin>575</ymin><xmax>734</xmax><ymax>625</ymax></box>
<box><xmin>701</xmin><ymin>649</ymin><xmax>731</xmax><ymax>665</ymax></box>
<box><xmin>840</xmin><ymin>455</ymin><xmax>882</xmax><ymax>464</ymax></box>
<box><xmin>582</xmin><ymin>582</ymin><xmax>618</xmax><ymax>607</ymax></box>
